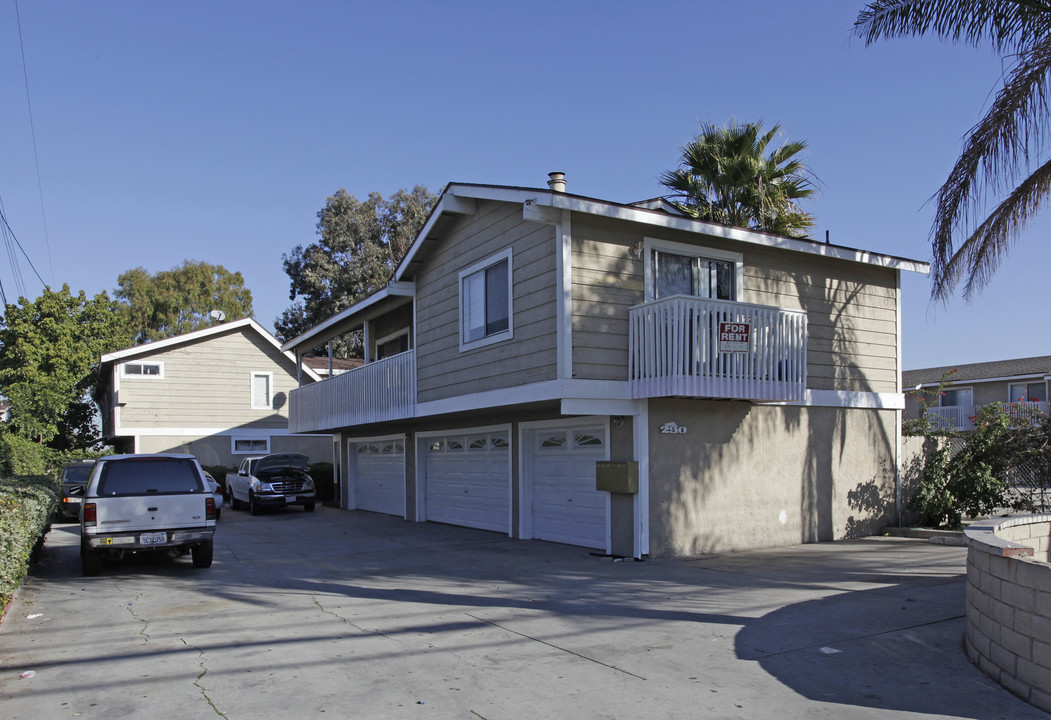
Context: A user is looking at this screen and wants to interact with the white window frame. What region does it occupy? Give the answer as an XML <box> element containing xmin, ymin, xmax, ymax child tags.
<box><xmin>251</xmin><ymin>371</ymin><xmax>274</xmax><ymax>410</ymax></box>
<box><xmin>458</xmin><ymin>248</ymin><xmax>514</xmax><ymax>352</ymax></box>
<box><xmin>231</xmin><ymin>436</ymin><xmax>270</xmax><ymax>455</ymax></box>
<box><xmin>120</xmin><ymin>361</ymin><xmax>164</xmax><ymax>379</ymax></box>
<box><xmin>643</xmin><ymin>237</ymin><xmax>743</xmax><ymax>303</ymax></box>
<box><xmin>1008</xmin><ymin>381</ymin><xmax>1047</xmax><ymax>403</ymax></box>
<box><xmin>940</xmin><ymin>386</ymin><xmax>973</xmax><ymax>407</ymax></box>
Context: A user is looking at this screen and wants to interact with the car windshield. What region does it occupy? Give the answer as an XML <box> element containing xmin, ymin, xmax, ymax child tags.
<box><xmin>62</xmin><ymin>465</ymin><xmax>92</xmax><ymax>484</ymax></box>
<box><xmin>97</xmin><ymin>458</ymin><xmax>203</xmax><ymax>496</ymax></box>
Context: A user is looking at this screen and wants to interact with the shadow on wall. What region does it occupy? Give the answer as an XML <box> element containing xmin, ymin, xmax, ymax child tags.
<box><xmin>652</xmin><ymin>259</ymin><xmax>898</xmax><ymax>554</ymax></box>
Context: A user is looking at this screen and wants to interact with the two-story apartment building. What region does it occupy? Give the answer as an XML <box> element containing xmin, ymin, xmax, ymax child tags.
<box><xmin>96</xmin><ymin>318</ymin><xmax>331</xmax><ymax>469</ymax></box>
<box><xmin>282</xmin><ymin>176</ymin><xmax>929</xmax><ymax>558</ymax></box>
<box><xmin>903</xmin><ymin>356</ymin><xmax>1051</xmax><ymax>432</ymax></box>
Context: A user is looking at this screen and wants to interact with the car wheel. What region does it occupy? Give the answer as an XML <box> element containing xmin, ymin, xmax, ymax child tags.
<box><xmin>215</xmin><ymin>507</ymin><xmax>221</xmax><ymax>521</ymax></box>
<box><xmin>304</xmin><ymin>502</ymin><xmax>315</xmax><ymax>512</ymax></box>
<box><xmin>230</xmin><ymin>493</ymin><xmax>241</xmax><ymax>510</ymax></box>
<box><xmin>81</xmin><ymin>541</ymin><xmax>103</xmax><ymax>576</ymax></box>
<box><xmin>249</xmin><ymin>491</ymin><xmax>260</xmax><ymax>516</ymax></box>
<box><xmin>192</xmin><ymin>541</ymin><xmax>213</xmax><ymax>568</ymax></box>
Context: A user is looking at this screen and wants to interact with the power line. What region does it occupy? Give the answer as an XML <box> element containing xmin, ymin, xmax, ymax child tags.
<box><xmin>14</xmin><ymin>0</ymin><xmax>55</xmax><ymax>286</ymax></box>
<box><xmin>0</xmin><ymin>200</ymin><xmax>47</xmax><ymax>295</ymax></box>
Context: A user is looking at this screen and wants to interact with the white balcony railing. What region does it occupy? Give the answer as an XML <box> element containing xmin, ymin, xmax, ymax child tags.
<box><xmin>288</xmin><ymin>350</ymin><xmax>416</xmax><ymax>434</ymax></box>
<box><xmin>927</xmin><ymin>401</ymin><xmax>1049</xmax><ymax>431</ymax></box>
<box><xmin>628</xmin><ymin>295</ymin><xmax>807</xmax><ymax>402</ymax></box>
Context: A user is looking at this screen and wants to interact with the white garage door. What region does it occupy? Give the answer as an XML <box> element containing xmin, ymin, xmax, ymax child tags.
<box><xmin>529</xmin><ymin>426</ymin><xmax>608</xmax><ymax>549</ymax></box>
<box><xmin>425</xmin><ymin>431</ymin><xmax>510</xmax><ymax>533</ymax></box>
<box><xmin>352</xmin><ymin>439</ymin><xmax>405</xmax><ymax>517</ymax></box>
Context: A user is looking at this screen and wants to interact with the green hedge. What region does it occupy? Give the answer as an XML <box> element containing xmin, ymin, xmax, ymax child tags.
<box><xmin>0</xmin><ymin>475</ymin><xmax>60</xmax><ymax>614</ymax></box>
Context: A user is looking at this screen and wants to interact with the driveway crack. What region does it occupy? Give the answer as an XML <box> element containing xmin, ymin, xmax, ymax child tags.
<box><xmin>181</xmin><ymin>638</ymin><xmax>227</xmax><ymax>717</ymax></box>
<box><xmin>464</xmin><ymin>613</ymin><xmax>647</xmax><ymax>680</ymax></box>
<box><xmin>122</xmin><ymin>594</ymin><xmax>149</xmax><ymax>642</ymax></box>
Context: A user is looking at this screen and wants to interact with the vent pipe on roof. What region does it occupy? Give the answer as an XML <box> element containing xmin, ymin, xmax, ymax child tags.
<box><xmin>547</xmin><ymin>171</ymin><xmax>566</xmax><ymax>192</ymax></box>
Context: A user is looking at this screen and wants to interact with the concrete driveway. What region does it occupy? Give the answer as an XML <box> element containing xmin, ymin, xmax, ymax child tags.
<box><xmin>1</xmin><ymin>506</ymin><xmax>1045</xmax><ymax>720</ymax></box>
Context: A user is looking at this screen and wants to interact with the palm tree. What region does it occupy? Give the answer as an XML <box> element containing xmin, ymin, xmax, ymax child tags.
<box><xmin>855</xmin><ymin>1</ymin><xmax>1051</xmax><ymax>301</ymax></box>
<box><xmin>660</xmin><ymin>120</ymin><xmax>816</xmax><ymax>239</ymax></box>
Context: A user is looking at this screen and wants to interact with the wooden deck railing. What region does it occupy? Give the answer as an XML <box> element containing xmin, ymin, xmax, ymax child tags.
<box><xmin>288</xmin><ymin>350</ymin><xmax>416</xmax><ymax>433</ymax></box>
<box><xmin>628</xmin><ymin>295</ymin><xmax>807</xmax><ymax>402</ymax></box>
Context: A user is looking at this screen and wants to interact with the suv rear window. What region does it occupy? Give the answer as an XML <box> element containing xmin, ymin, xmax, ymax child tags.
<box><xmin>97</xmin><ymin>458</ymin><xmax>203</xmax><ymax>497</ymax></box>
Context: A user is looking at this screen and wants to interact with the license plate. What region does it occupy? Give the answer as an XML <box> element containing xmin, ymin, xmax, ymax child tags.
<box><xmin>140</xmin><ymin>532</ymin><xmax>167</xmax><ymax>545</ymax></box>
<box><xmin>285</xmin><ymin>495</ymin><xmax>296</xmax><ymax>502</ymax></box>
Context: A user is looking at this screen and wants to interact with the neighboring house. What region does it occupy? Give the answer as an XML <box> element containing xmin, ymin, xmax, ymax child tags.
<box><xmin>281</xmin><ymin>175</ymin><xmax>929</xmax><ymax>558</ymax></box>
<box><xmin>302</xmin><ymin>355</ymin><xmax>363</xmax><ymax>378</ymax></box>
<box><xmin>95</xmin><ymin>318</ymin><xmax>332</xmax><ymax>470</ymax></box>
<box><xmin>903</xmin><ymin>356</ymin><xmax>1051</xmax><ymax>432</ymax></box>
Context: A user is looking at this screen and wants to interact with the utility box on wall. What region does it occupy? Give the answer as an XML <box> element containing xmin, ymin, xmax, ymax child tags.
<box><xmin>596</xmin><ymin>461</ymin><xmax>639</xmax><ymax>494</ymax></box>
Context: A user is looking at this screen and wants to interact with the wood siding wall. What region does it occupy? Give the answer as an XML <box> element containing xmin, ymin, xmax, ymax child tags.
<box><xmin>415</xmin><ymin>200</ymin><xmax>558</xmax><ymax>403</ymax></box>
<box><xmin>570</xmin><ymin>215</ymin><xmax>900</xmax><ymax>394</ymax></box>
<box><xmin>115</xmin><ymin>329</ymin><xmax>303</xmax><ymax>429</ymax></box>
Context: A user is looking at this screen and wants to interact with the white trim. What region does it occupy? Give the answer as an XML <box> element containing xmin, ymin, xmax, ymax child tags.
<box><xmin>912</xmin><ymin>372</ymin><xmax>1048</xmax><ymax>388</ymax></box>
<box><xmin>251</xmin><ymin>371</ymin><xmax>274</xmax><ymax>410</ymax></box>
<box><xmin>458</xmin><ymin>247</ymin><xmax>514</xmax><ymax>352</ymax></box>
<box><xmin>794</xmin><ymin>390</ymin><xmax>905</xmax><ymax>409</ymax></box>
<box><xmin>636</xmin><ymin>400</ymin><xmax>650</xmax><ymax>557</ymax></box>
<box><xmin>518</xmin><ymin>416</ymin><xmax>611</xmax><ymax>553</ymax></box>
<box><xmin>120</xmin><ymin>360</ymin><xmax>164</xmax><ymax>379</ymax></box>
<box><xmin>643</xmin><ymin>237</ymin><xmax>744</xmax><ymax>303</ymax></box>
<box><xmin>414</xmin><ymin>379</ymin><xmax>904</xmax><ymax>417</ymax></box>
<box><xmin>395</xmin><ymin>193</ymin><xmax>478</xmax><ymax>281</ymax></box>
<box><xmin>415</xmin><ymin>423</ymin><xmax>513</xmax><ymax>533</ymax></box>
<box><xmin>895</xmin><ymin>269</ymin><xmax>903</xmax><ymax>524</ymax></box>
<box><xmin>556</xmin><ymin>209</ymin><xmax>573</xmax><ymax>380</ymax></box>
<box><xmin>561</xmin><ymin>398</ymin><xmax>644</xmax><ymax>417</ymax></box>
<box><xmin>108</xmin><ymin>427</ymin><xmax>324</xmax><ymax>437</ymax></box>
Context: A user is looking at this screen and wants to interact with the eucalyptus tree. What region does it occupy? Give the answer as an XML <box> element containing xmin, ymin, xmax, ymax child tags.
<box><xmin>855</xmin><ymin>1</ymin><xmax>1051</xmax><ymax>301</ymax></box>
<box><xmin>660</xmin><ymin>120</ymin><xmax>816</xmax><ymax>238</ymax></box>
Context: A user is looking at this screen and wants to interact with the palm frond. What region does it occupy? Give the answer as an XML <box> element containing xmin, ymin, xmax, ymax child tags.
<box><xmin>935</xmin><ymin>154</ymin><xmax>1051</xmax><ymax>299</ymax></box>
<box><xmin>855</xmin><ymin>0</ymin><xmax>1051</xmax><ymax>53</ymax></box>
<box><xmin>931</xmin><ymin>33</ymin><xmax>1051</xmax><ymax>296</ymax></box>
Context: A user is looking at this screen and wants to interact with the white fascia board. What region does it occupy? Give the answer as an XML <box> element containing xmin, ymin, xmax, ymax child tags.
<box><xmin>534</xmin><ymin>193</ymin><xmax>930</xmax><ymax>275</ymax></box>
<box><xmin>394</xmin><ymin>192</ymin><xmax>478</xmax><ymax>282</ymax></box>
<box><xmin>101</xmin><ymin>318</ymin><xmax>321</xmax><ymax>383</ymax></box>
<box><xmin>280</xmin><ymin>283</ymin><xmax>415</xmax><ymax>353</ymax></box>
<box><xmin>793</xmin><ymin>390</ymin><xmax>905</xmax><ymax>409</ymax></box>
<box><xmin>913</xmin><ymin>373</ymin><xmax>1048</xmax><ymax>388</ymax></box>
<box><xmin>109</xmin><ymin>427</ymin><xmax>306</xmax><ymax>437</ymax></box>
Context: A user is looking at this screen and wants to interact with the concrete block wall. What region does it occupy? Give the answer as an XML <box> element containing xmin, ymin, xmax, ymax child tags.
<box><xmin>964</xmin><ymin>514</ymin><xmax>1051</xmax><ymax>713</ymax></box>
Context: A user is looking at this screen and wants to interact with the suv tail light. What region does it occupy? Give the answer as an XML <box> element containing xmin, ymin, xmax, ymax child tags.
<box><xmin>205</xmin><ymin>496</ymin><xmax>215</xmax><ymax>521</ymax></box>
<box><xmin>83</xmin><ymin>502</ymin><xmax>97</xmax><ymax>526</ymax></box>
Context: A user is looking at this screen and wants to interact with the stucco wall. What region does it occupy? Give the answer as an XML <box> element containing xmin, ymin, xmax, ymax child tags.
<box><xmin>964</xmin><ymin>515</ymin><xmax>1051</xmax><ymax>713</ymax></box>
<box><xmin>646</xmin><ymin>399</ymin><xmax>897</xmax><ymax>556</ymax></box>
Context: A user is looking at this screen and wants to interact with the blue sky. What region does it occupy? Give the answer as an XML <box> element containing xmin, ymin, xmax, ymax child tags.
<box><xmin>0</xmin><ymin>1</ymin><xmax>1040</xmax><ymax>369</ymax></box>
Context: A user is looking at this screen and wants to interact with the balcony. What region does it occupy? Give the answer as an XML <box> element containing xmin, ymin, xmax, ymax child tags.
<box><xmin>628</xmin><ymin>295</ymin><xmax>807</xmax><ymax>402</ymax></box>
<box><xmin>289</xmin><ymin>350</ymin><xmax>416</xmax><ymax>434</ymax></box>
<box><xmin>927</xmin><ymin>401</ymin><xmax>1049</xmax><ymax>432</ymax></box>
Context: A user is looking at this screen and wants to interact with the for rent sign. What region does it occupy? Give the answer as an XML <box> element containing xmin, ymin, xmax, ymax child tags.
<box><xmin>718</xmin><ymin>322</ymin><xmax>751</xmax><ymax>352</ymax></box>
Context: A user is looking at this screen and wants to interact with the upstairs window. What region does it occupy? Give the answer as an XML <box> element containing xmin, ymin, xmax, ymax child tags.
<box><xmin>251</xmin><ymin>372</ymin><xmax>273</xmax><ymax>409</ymax></box>
<box><xmin>940</xmin><ymin>387</ymin><xmax>973</xmax><ymax>408</ymax></box>
<box><xmin>121</xmin><ymin>361</ymin><xmax>163</xmax><ymax>378</ymax></box>
<box><xmin>1009</xmin><ymin>382</ymin><xmax>1047</xmax><ymax>403</ymax></box>
<box><xmin>459</xmin><ymin>249</ymin><xmax>513</xmax><ymax>350</ymax></box>
<box><xmin>644</xmin><ymin>238</ymin><xmax>742</xmax><ymax>302</ymax></box>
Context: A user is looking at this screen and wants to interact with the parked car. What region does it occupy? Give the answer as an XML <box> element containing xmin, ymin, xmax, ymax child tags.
<box><xmin>225</xmin><ymin>453</ymin><xmax>315</xmax><ymax>515</ymax></box>
<box><xmin>203</xmin><ymin>471</ymin><xmax>224</xmax><ymax>521</ymax></box>
<box><xmin>79</xmin><ymin>454</ymin><xmax>217</xmax><ymax>575</ymax></box>
<box><xmin>57</xmin><ymin>459</ymin><xmax>95</xmax><ymax>521</ymax></box>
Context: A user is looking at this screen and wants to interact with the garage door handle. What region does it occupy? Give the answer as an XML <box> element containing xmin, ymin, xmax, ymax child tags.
<box><xmin>147</xmin><ymin>507</ymin><xmax>158</xmax><ymax>512</ymax></box>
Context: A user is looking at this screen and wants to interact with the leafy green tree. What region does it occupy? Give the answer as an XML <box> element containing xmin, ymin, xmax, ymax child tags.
<box><xmin>276</xmin><ymin>185</ymin><xmax>437</xmax><ymax>356</ymax></box>
<box><xmin>660</xmin><ymin>120</ymin><xmax>816</xmax><ymax>238</ymax></box>
<box><xmin>115</xmin><ymin>260</ymin><xmax>253</xmax><ymax>344</ymax></box>
<box><xmin>0</xmin><ymin>286</ymin><xmax>132</xmax><ymax>464</ymax></box>
<box><xmin>855</xmin><ymin>1</ymin><xmax>1051</xmax><ymax>300</ymax></box>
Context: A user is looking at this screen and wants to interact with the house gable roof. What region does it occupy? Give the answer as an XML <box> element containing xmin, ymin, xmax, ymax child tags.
<box><xmin>101</xmin><ymin>317</ymin><xmax>321</xmax><ymax>382</ymax></box>
<box><xmin>395</xmin><ymin>182</ymin><xmax>930</xmax><ymax>283</ymax></box>
<box><xmin>903</xmin><ymin>355</ymin><xmax>1051</xmax><ymax>387</ymax></box>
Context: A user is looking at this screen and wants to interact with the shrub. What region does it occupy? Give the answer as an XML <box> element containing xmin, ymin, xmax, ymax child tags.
<box><xmin>0</xmin><ymin>474</ymin><xmax>60</xmax><ymax>614</ymax></box>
